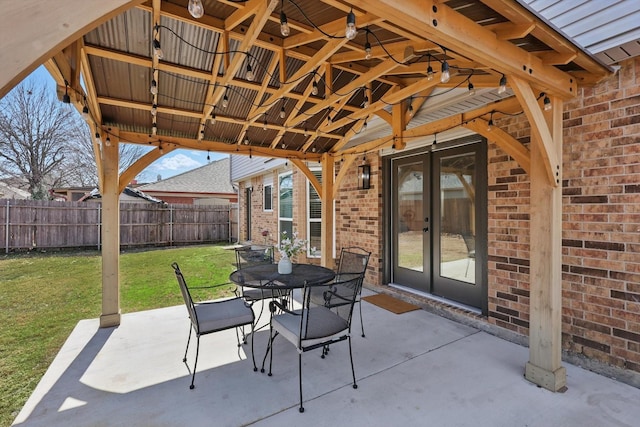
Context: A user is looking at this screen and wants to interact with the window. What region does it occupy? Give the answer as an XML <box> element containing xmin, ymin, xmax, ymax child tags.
<box><xmin>307</xmin><ymin>169</ymin><xmax>322</xmax><ymax>258</ymax></box>
<box><xmin>278</xmin><ymin>172</ymin><xmax>293</xmax><ymax>240</ymax></box>
<box><xmin>264</xmin><ymin>184</ymin><xmax>272</xmax><ymax>211</ymax></box>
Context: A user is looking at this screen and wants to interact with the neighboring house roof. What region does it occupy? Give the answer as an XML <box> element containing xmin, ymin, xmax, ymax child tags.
<box><xmin>0</xmin><ymin>181</ymin><xmax>31</xmax><ymax>199</ymax></box>
<box><xmin>521</xmin><ymin>0</ymin><xmax>640</xmax><ymax>64</ymax></box>
<box><xmin>138</xmin><ymin>157</ymin><xmax>235</xmax><ymax>195</ymax></box>
<box><xmin>79</xmin><ymin>187</ymin><xmax>165</xmax><ymax>204</ymax></box>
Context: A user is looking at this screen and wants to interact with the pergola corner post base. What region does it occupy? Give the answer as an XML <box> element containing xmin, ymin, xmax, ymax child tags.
<box><xmin>525</xmin><ymin>362</ymin><xmax>567</xmax><ymax>392</ymax></box>
<box><xmin>100</xmin><ymin>313</ymin><xmax>121</xmax><ymax>328</ymax></box>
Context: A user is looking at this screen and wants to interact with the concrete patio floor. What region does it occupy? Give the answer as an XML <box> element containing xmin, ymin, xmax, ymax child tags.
<box><xmin>13</xmin><ymin>288</ymin><xmax>640</xmax><ymax>427</ymax></box>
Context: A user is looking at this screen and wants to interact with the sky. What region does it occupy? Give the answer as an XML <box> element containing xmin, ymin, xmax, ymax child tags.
<box><xmin>20</xmin><ymin>66</ymin><xmax>227</xmax><ymax>181</ymax></box>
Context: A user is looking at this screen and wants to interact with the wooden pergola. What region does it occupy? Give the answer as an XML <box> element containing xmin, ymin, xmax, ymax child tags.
<box><xmin>1</xmin><ymin>0</ymin><xmax>611</xmax><ymax>392</ymax></box>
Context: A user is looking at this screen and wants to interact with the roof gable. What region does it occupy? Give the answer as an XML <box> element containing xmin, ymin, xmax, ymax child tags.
<box><xmin>138</xmin><ymin>157</ymin><xmax>234</xmax><ymax>194</ymax></box>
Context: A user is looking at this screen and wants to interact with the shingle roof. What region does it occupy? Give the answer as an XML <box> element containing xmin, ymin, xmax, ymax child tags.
<box><xmin>137</xmin><ymin>157</ymin><xmax>235</xmax><ymax>194</ymax></box>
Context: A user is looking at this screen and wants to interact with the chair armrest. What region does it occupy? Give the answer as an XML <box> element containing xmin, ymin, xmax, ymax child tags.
<box><xmin>269</xmin><ymin>299</ymin><xmax>298</xmax><ymax>315</ymax></box>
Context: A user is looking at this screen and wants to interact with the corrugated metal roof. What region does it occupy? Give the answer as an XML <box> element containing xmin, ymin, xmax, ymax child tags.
<box><xmin>521</xmin><ymin>0</ymin><xmax>640</xmax><ymax>64</ymax></box>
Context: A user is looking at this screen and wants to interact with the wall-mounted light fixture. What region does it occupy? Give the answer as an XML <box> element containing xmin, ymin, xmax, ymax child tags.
<box><xmin>358</xmin><ymin>164</ymin><xmax>371</xmax><ymax>190</ymax></box>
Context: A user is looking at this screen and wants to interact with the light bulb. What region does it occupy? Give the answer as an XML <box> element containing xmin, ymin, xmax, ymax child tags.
<box><xmin>468</xmin><ymin>81</ymin><xmax>475</xmax><ymax>96</ymax></box>
<box><xmin>150</xmin><ymin>79</ymin><xmax>158</xmax><ymax>95</ymax></box>
<box><xmin>441</xmin><ymin>61</ymin><xmax>450</xmax><ymax>83</ymax></box>
<box><xmin>188</xmin><ymin>0</ymin><xmax>204</xmax><ymax>19</ymax></box>
<box><xmin>105</xmin><ymin>137</ymin><xmax>111</xmax><ymax>147</ymax></box>
<box><xmin>498</xmin><ymin>74</ymin><xmax>507</xmax><ymax>94</ymax></box>
<box><xmin>408</xmin><ymin>104</ymin><xmax>414</xmax><ymax>117</ymax></box>
<box><xmin>246</xmin><ymin>63</ymin><xmax>254</xmax><ymax>81</ymax></box>
<box><xmin>152</xmin><ymin>123</ymin><xmax>157</xmax><ymax>135</ymax></box>
<box><xmin>363</xmin><ymin>120</ymin><xmax>368</xmax><ymax>130</ymax></box>
<box><xmin>280</xmin><ymin>10</ymin><xmax>290</xmax><ymax>37</ymax></box>
<box><xmin>150</xmin><ymin>104</ymin><xmax>157</xmax><ymax>116</ymax></box>
<box><xmin>427</xmin><ymin>65</ymin><xmax>434</xmax><ymax>81</ymax></box>
<box><xmin>82</xmin><ymin>105</ymin><xmax>89</xmax><ymax>117</ymax></box>
<box><xmin>222</xmin><ymin>94</ymin><xmax>229</xmax><ymax>108</ymax></box>
<box><xmin>543</xmin><ymin>95</ymin><xmax>552</xmax><ymax>111</ymax></box>
<box><xmin>153</xmin><ymin>39</ymin><xmax>164</xmax><ymax>59</ymax></box>
<box><xmin>210</xmin><ymin>111</ymin><xmax>216</xmax><ymax>124</ymax></box>
<box><xmin>95</xmin><ymin>132</ymin><xmax>101</xmax><ymax>144</ymax></box>
<box><xmin>280</xmin><ymin>105</ymin><xmax>286</xmax><ymax>119</ymax></box>
<box><xmin>304</xmin><ymin>127</ymin><xmax>308</xmax><ymax>137</ymax></box>
<box><xmin>311</xmin><ymin>80</ymin><xmax>319</xmax><ymax>96</ymax></box>
<box><xmin>345</xmin><ymin>9</ymin><xmax>357</xmax><ymax>40</ymax></box>
<box><xmin>487</xmin><ymin>118</ymin><xmax>494</xmax><ymax>132</ymax></box>
<box><xmin>364</xmin><ymin>41</ymin><xmax>371</xmax><ymax>60</ymax></box>
<box><xmin>263</xmin><ymin>117</ymin><xmax>268</xmax><ymax>130</ymax></box>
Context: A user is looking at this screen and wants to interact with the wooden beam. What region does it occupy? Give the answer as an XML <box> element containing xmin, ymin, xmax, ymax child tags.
<box><xmin>100</xmin><ymin>128</ymin><xmax>121</xmax><ymax>328</ymax></box>
<box><xmin>118</xmin><ymin>144</ymin><xmax>177</xmax><ymax>193</ymax></box>
<box><xmin>463</xmin><ymin>118</ymin><xmax>531</xmax><ymax>174</ymax></box>
<box><xmin>488</xmin><ymin>22</ymin><xmax>535</xmax><ymax>40</ymax></box>
<box><xmin>510</xmin><ymin>76</ymin><xmax>559</xmax><ymax>186</ymax></box>
<box><xmin>320</xmin><ymin>153</ymin><xmax>335</xmax><ymax>267</ymax></box>
<box><xmin>333</xmin><ymin>154</ymin><xmax>357</xmax><ymax>199</ymax></box>
<box><xmin>0</xmin><ymin>0</ymin><xmax>144</xmax><ymax>98</ymax></box>
<box><xmin>348</xmin><ymin>0</ymin><xmax>578</xmax><ymax>98</ymax></box>
<box><xmin>525</xmin><ymin>94</ymin><xmax>566</xmax><ymax>391</ymax></box>
<box><xmin>291</xmin><ymin>159</ymin><xmax>322</xmax><ymax>196</ymax></box>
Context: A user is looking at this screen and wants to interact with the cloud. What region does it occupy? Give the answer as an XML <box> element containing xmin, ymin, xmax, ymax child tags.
<box><xmin>153</xmin><ymin>153</ymin><xmax>202</xmax><ymax>171</ymax></box>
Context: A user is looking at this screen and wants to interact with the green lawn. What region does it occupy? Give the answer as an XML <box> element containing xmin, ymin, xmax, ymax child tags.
<box><xmin>0</xmin><ymin>244</ymin><xmax>237</xmax><ymax>426</ymax></box>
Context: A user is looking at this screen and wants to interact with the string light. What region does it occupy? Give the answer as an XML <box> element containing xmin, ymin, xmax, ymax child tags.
<box><xmin>345</xmin><ymin>9</ymin><xmax>357</xmax><ymax>40</ymax></box>
<box><xmin>94</xmin><ymin>132</ymin><xmax>101</xmax><ymax>144</ymax></box>
<box><xmin>246</xmin><ymin>62</ymin><xmax>254</xmax><ymax>81</ymax></box>
<box><xmin>468</xmin><ymin>80</ymin><xmax>475</xmax><ymax>96</ymax></box>
<box><xmin>280</xmin><ymin>0</ymin><xmax>290</xmax><ymax>37</ymax></box>
<box><xmin>498</xmin><ymin>74</ymin><xmax>507</xmax><ymax>94</ymax></box>
<box><xmin>363</xmin><ymin>119</ymin><xmax>368</xmax><ymax>130</ymax></box>
<box><xmin>362</xmin><ymin>94</ymin><xmax>370</xmax><ymax>108</ymax></box>
<box><xmin>150</xmin><ymin>79</ymin><xmax>158</xmax><ymax>95</ymax></box>
<box><xmin>150</xmin><ymin>103</ymin><xmax>158</xmax><ymax>116</ymax></box>
<box><xmin>440</xmin><ymin>49</ymin><xmax>450</xmax><ymax>83</ymax></box>
<box><xmin>364</xmin><ymin>28</ymin><xmax>372</xmax><ymax>60</ymax></box>
<box><xmin>263</xmin><ymin>114</ymin><xmax>268</xmax><ymax>130</ymax></box>
<box><xmin>426</xmin><ymin>54</ymin><xmax>434</xmax><ymax>81</ymax></box>
<box><xmin>158</xmin><ymin>143</ymin><xmax>163</xmax><ymax>153</ymax></box>
<box><xmin>207</xmin><ymin>151</ymin><xmax>210</xmax><ymax>161</ymax></box>
<box><xmin>543</xmin><ymin>94</ymin><xmax>552</xmax><ymax>111</ymax></box>
<box><xmin>152</xmin><ymin>123</ymin><xmax>157</xmax><ymax>135</ymax></box>
<box><xmin>222</xmin><ymin>92</ymin><xmax>229</xmax><ymax>108</ymax></box>
<box><xmin>82</xmin><ymin>98</ymin><xmax>89</xmax><ymax>117</ymax></box>
<box><xmin>280</xmin><ymin>100</ymin><xmax>286</xmax><ymax>119</ymax></box>
<box><xmin>311</xmin><ymin>79</ymin><xmax>319</xmax><ymax>96</ymax></box>
<box><xmin>152</xmin><ymin>38</ymin><xmax>164</xmax><ymax>59</ymax></box>
<box><xmin>105</xmin><ymin>136</ymin><xmax>111</xmax><ymax>147</ymax></box>
<box><xmin>210</xmin><ymin>107</ymin><xmax>216</xmax><ymax>124</ymax></box>
<box><xmin>62</xmin><ymin>81</ymin><xmax>71</xmax><ymax>104</ymax></box>
<box><xmin>188</xmin><ymin>0</ymin><xmax>204</xmax><ymax>19</ymax></box>
<box><xmin>487</xmin><ymin>112</ymin><xmax>494</xmax><ymax>131</ymax></box>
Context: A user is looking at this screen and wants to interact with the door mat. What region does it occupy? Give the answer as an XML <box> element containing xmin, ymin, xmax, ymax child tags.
<box><xmin>362</xmin><ymin>294</ymin><xmax>421</xmax><ymax>314</ymax></box>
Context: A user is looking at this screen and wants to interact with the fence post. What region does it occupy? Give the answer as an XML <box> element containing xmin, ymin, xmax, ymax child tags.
<box><xmin>5</xmin><ymin>200</ymin><xmax>9</xmax><ymax>254</ymax></box>
<box><xmin>97</xmin><ymin>205</ymin><xmax>102</xmax><ymax>250</ymax></box>
<box><xmin>169</xmin><ymin>205</ymin><xmax>173</xmax><ymax>246</ymax></box>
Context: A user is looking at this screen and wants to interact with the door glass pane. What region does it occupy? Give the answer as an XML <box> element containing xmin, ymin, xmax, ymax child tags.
<box><xmin>439</xmin><ymin>154</ymin><xmax>475</xmax><ymax>284</ymax></box>
<box><xmin>397</xmin><ymin>163</ymin><xmax>424</xmax><ymax>271</ymax></box>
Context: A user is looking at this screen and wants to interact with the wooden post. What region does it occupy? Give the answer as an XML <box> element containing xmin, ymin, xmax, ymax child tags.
<box><xmin>100</xmin><ymin>129</ymin><xmax>121</xmax><ymax>328</ymax></box>
<box><xmin>320</xmin><ymin>153</ymin><xmax>335</xmax><ymax>268</ymax></box>
<box><xmin>525</xmin><ymin>96</ymin><xmax>566</xmax><ymax>391</ymax></box>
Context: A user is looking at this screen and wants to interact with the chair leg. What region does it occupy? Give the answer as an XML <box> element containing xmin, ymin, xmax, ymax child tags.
<box><xmin>189</xmin><ymin>335</ymin><xmax>200</xmax><ymax>390</ymax></box>
<box><xmin>183</xmin><ymin>326</ymin><xmax>193</xmax><ymax>363</ymax></box>
<box><xmin>251</xmin><ymin>322</ymin><xmax>258</xmax><ymax>372</ymax></box>
<box><xmin>348</xmin><ymin>335</ymin><xmax>358</xmax><ymax>390</ymax></box>
<box><xmin>298</xmin><ymin>352</ymin><xmax>304</xmax><ymax>413</ymax></box>
<box><xmin>266</xmin><ymin>327</ymin><xmax>276</xmax><ymax>375</ymax></box>
<box><xmin>358</xmin><ymin>300</ymin><xmax>365</xmax><ymax>337</ymax></box>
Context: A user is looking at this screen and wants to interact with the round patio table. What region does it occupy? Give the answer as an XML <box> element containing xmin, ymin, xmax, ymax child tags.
<box><xmin>229</xmin><ymin>262</ymin><xmax>335</xmax><ymax>290</ymax></box>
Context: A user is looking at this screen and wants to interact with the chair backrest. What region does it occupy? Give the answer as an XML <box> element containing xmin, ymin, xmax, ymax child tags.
<box><xmin>235</xmin><ymin>245</ymin><xmax>274</xmax><ymax>270</ymax></box>
<box><xmin>172</xmin><ymin>262</ymin><xmax>199</xmax><ymax>332</ymax></box>
<box><xmin>336</xmin><ymin>247</ymin><xmax>371</xmax><ymax>281</ymax></box>
<box><xmin>303</xmin><ymin>275</ymin><xmax>362</xmax><ymax>331</ymax></box>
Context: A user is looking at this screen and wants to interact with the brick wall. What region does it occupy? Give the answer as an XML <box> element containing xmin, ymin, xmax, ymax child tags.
<box><xmin>488</xmin><ymin>56</ymin><xmax>640</xmax><ymax>372</ymax></box>
<box><xmin>334</xmin><ymin>155</ymin><xmax>383</xmax><ymax>286</ymax></box>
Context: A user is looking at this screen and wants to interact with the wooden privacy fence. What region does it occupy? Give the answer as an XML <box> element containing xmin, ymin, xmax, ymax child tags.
<box><xmin>0</xmin><ymin>199</ymin><xmax>233</xmax><ymax>253</ymax></box>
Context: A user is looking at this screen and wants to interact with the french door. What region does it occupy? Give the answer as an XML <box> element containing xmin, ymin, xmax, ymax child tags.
<box><xmin>390</xmin><ymin>142</ymin><xmax>487</xmax><ymax>311</ymax></box>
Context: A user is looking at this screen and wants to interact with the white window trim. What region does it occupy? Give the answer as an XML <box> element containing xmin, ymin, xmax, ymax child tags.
<box><xmin>263</xmin><ymin>183</ymin><xmax>273</xmax><ymax>212</ymax></box>
<box><xmin>307</xmin><ymin>168</ymin><xmax>322</xmax><ymax>258</ymax></box>
<box><xmin>278</xmin><ymin>171</ymin><xmax>293</xmax><ymax>240</ymax></box>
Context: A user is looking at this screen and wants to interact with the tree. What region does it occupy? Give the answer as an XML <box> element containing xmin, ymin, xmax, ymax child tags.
<box><xmin>0</xmin><ymin>81</ymin><xmax>149</xmax><ymax>199</ymax></box>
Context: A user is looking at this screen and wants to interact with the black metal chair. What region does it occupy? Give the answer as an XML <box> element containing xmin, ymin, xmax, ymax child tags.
<box><xmin>311</xmin><ymin>247</ymin><xmax>370</xmax><ymax>337</ymax></box>
<box><xmin>172</xmin><ymin>262</ymin><xmax>255</xmax><ymax>389</ymax></box>
<box><xmin>265</xmin><ymin>275</ymin><xmax>362</xmax><ymax>413</ymax></box>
